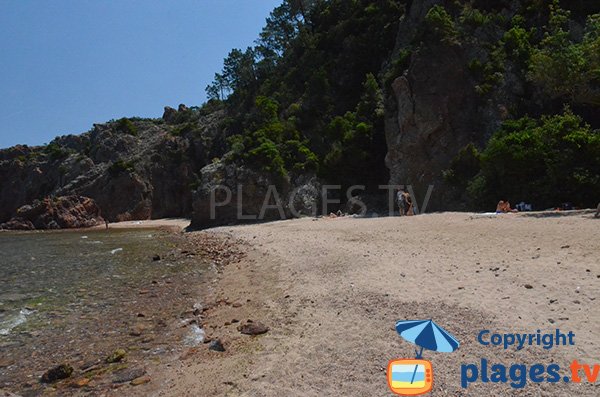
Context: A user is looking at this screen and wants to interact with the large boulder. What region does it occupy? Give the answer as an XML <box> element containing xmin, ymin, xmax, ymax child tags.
<box><xmin>162</xmin><ymin>106</ymin><xmax>178</xmax><ymax>123</ymax></box>
<box><xmin>0</xmin><ymin>195</ymin><xmax>104</xmax><ymax>230</ymax></box>
<box><xmin>76</xmin><ymin>169</ymin><xmax>153</xmax><ymax>222</ymax></box>
<box><xmin>190</xmin><ymin>161</ymin><xmax>320</xmax><ymax>229</ymax></box>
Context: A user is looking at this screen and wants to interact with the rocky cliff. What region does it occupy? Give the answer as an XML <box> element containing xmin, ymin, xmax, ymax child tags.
<box><xmin>2</xmin><ymin>0</ymin><xmax>598</xmax><ymax>225</ymax></box>
<box><xmin>0</xmin><ymin>104</ymin><xmax>321</xmax><ymax>229</ymax></box>
<box><xmin>0</xmin><ymin>195</ymin><xmax>103</xmax><ymax>230</ymax></box>
<box><xmin>0</xmin><ymin>105</ymin><xmax>225</xmax><ymax>224</ymax></box>
<box><xmin>383</xmin><ymin>0</ymin><xmax>599</xmax><ymax>210</ymax></box>
<box><xmin>384</xmin><ymin>0</ymin><xmax>520</xmax><ymax>210</ymax></box>
<box><xmin>190</xmin><ymin>161</ymin><xmax>320</xmax><ymax>229</ymax></box>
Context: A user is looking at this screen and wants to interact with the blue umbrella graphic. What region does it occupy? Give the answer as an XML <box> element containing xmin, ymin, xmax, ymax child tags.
<box><xmin>395</xmin><ymin>319</ymin><xmax>460</xmax><ymax>384</ymax></box>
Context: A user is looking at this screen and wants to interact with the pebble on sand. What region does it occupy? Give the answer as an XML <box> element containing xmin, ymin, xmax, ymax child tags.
<box><xmin>70</xmin><ymin>378</ymin><xmax>91</xmax><ymax>388</ymax></box>
<box><xmin>130</xmin><ymin>375</ymin><xmax>151</xmax><ymax>386</ymax></box>
<box><xmin>106</xmin><ymin>348</ymin><xmax>127</xmax><ymax>364</ymax></box>
<box><xmin>238</xmin><ymin>321</ymin><xmax>269</xmax><ymax>335</ymax></box>
<box><xmin>41</xmin><ymin>364</ymin><xmax>74</xmax><ymax>383</ymax></box>
<box><xmin>112</xmin><ymin>367</ymin><xmax>146</xmax><ymax>384</ymax></box>
<box><xmin>208</xmin><ymin>339</ymin><xmax>226</xmax><ymax>352</ymax></box>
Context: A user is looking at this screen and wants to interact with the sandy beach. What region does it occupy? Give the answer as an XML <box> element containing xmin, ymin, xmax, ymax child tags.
<box><xmin>97</xmin><ymin>218</ymin><xmax>191</xmax><ymax>232</ymax></box>
<box><xmin>121</xmin><ymin>211</ymin><xmax>598</xmax><ymax>396</ymax></box>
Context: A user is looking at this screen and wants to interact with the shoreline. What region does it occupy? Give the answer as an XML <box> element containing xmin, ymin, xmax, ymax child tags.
<box><xmin>3</xmin><ymin>212</ymin><xmax>599</xmax><ymax>395</ymax></box>
<box><xmin>0</xmin><ymin>224</ymin><xmax>222</xmax><ymax>396</ymax></box>
<box><xmin>133</xmin><ymin>212</ymin><xmax>599</xmax><ymax>396</ymax></box>
<box><xmin>1</xmin><ymin>207</ymin><xmax>597</xmax><ymax>234</ymax></box>
<box><xmin>0</xmin><ymin>218</ymin><xmax>191</xmax><ymax>234</ymax></box>
<box><xmin>95</xmin><ymin>218</ymin><xmax>191</xmax><ymax>232</ymax></box>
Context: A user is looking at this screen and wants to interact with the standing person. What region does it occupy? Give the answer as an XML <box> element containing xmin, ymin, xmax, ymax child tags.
<box><xmin>397</xmin><ymin>188</ymin><xmax>406</xmax><ymax>216</ymax></box>
<box><xmin>105</xmin><ymin>219</ymin><xmax>109</xmax><ymax>230</ymax></box>
<box><xmin>404</xmin><ymin>190</ymin><xmax>414</xmax><ymax>216</ymax></box>
<box><xmin>595</xmin><ymin>202</ymin><xmax>600</xmax><ymax>218</ymax></box>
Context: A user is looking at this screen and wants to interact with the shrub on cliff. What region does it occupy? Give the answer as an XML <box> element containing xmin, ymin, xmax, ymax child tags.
<box><xmin>44</xmin><ymin>143</ymin><xmax>70</xmax><ymax>161</ymax></box>
<box><xmin>320</xmin><ymin>73</ymin><xmax>387</xmax><ymax>191</ymax></box>
<box><xmin>465</xmin><ymin>108</ymin><xmax>600</xmax><ymax>209</ymax></box>
<box><xmin>114</xmin><ymin>118</ymin><xmax>138</xmax><ymax>136</ymax></box>
<box><xmin>206</xmin><ymin>0</ymin><xmax>401</xmax><ymax>191</ymax></box>
<box><xmin>529</xmin><ymin>2</ymin><xmax>600</xmax><ymax>106</ymax></box>
<box><xmin>424</xmin><ymin>4</ymin><xmax>459</xmax><ymax>45</ymax></box>
<box><xmin>227</xmin><ymin>96</ymin><xmax>317</xmax><ymax>177</ymax></box>
<box><xmin>108</xmin><ymin>160</ymin><xmax>135</xmax><ymax>176</ymax></box>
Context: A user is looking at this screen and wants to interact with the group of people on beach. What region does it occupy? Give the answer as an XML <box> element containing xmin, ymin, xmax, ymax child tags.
<box><xmin>496</xmin><ymin>200</ymin><xmax>517</xmax><ymax>213</ymax></box>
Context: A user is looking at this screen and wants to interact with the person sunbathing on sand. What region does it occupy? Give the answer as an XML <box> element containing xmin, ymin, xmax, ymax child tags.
<box><xmin>496</xmin><ymin>200</ymin><xmax>516</xmax><ymax>213</ymax></box>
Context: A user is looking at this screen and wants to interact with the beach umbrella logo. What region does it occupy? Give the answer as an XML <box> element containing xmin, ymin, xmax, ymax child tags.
<box><xmin>387</xmin><ymin>319</ymin><xmax>460</xmax><ymax>396</ymax></box>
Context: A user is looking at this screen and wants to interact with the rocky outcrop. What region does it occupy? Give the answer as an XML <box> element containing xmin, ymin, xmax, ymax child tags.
<box><xmin>383</xmin><ymin>0</ymin><xmax>516</xmax><ymax>210</ymax></box>
<box><xmin>190</xmin><ymin>161</ymin><xmax>320</xmax><ymax>229</ymax></box>
<box><xmin>0</xmin><ymin>195</ymin><xmax>104</xmax><ymax>230</ymax></box>
<box><xmin>384</xmin><ymin>48</ymin><xmax>484</xmax><ymax>209</ymax></box>
<box><xmin>1</xmin><ymin>108</ymin><xmax>319</xmax><ymax>230</ymax></box>
<box><xmin>0</xmin><ymin>107</ymin><xmax>226</xmax><ymax>225</ymax></box>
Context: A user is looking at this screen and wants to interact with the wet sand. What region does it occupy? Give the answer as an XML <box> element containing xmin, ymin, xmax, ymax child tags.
<box><xmin>136</xmin><ymin>212</ymin><xmax>599</xmax><ymax>396</ymax></box>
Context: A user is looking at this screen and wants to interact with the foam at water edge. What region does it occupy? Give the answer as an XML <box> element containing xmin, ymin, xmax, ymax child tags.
<box><xmin>184</xmin><ymin>323</ymin><xmax>205</xmax><ymax>346</ymax></box>
<box><xmin>0</xmin><ymin>308</ymin><xmax>34</xmax><ymax>336</ymax></box>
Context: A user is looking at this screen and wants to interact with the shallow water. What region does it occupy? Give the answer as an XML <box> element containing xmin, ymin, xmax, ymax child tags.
<box><xmin>0</xmin><ymin>228</ymin><xmax>209</xmax><ymax>394</ymax></box>
<box><xmin>0</xmin><ymin>229</ymin><xmax>178</xmax><ymax>335</ymax></box>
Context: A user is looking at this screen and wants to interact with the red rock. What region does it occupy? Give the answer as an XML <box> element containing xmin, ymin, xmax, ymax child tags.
<box><xmin>238</xmin><ymin>322</ymin><xmax>269</xmax><ymax>335</ymax></box>
<box><xmin>130</xmin><ymin>375</ymin><xmax>151</xmax><ymax>386</ymax></box>
<box><xmin>0</xmin><ymin>195</ymin><xmax>103</xmax><ymax>230</ymax></box>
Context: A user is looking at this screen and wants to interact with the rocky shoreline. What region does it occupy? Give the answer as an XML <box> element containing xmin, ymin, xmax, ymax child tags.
<box><xmin>0</xmin><ymin>225</ymin><xmax>244</xmax><ymax>396</ymax></box>
<box><xmin>126</xmin><ymin>213</ymin><xmax>599</xmax><ymax>396</ymax></box>
<box><xmin>0</xmin><ymin>196</ymin><xmax>104</xmax><ymax>231</ymax></box>
<box><xmin>3</xmin><ymin>213</ymin><xmax>599</xmax><ymax>396</ymax></box>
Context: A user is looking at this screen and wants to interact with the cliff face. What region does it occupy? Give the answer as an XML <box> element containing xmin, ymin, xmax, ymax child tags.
<box><xmin>383</xmin><ymin>0</ymin><xmax>517</xmax><ymax>210</ymax></box>
<box><xmin>190</xmin><ymin>161</ymin><xmax>320</xmax><ymax>229</ymax></box>
<box><xmin>0</xmin><ymin>104</ymin><xmax>320</xmax><ymax>228</ymax></box>
<box><xmin>0</xmin><ymin>106</ymin><xmax>225</xmax><ymax>223</ymax></box>
<box><xmin>2</xmin><ymin>0</ymin><xmax>597</xmax><ymax>225</ymax></box>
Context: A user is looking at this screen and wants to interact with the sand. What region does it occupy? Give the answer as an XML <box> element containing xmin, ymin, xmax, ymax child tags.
<box><xmin>97</xmin><ymin>218</ymin><xmax>190</xmax><ymax>232</ymax></box>
<box><xmin>132</xmin><ymin>212</ymin><xmax>600</xmax><ymax>396</ymax></box>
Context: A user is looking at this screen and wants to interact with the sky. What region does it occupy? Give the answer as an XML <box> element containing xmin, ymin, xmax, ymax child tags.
<box><xmin>0</xmin><ymin>0</ymin><xmax>281</xmax><ymax>149</ymax></box>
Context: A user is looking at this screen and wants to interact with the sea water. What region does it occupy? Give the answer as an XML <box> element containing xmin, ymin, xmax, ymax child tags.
<box><xmin>0</xmin><ymin>228</ymin><xmax>209</xmax><ymax>391</ymax></box>
<box><xmin>0</xmin><ymin>229</ymin><xmax>210</xmax><ymax>340</ymax></box>
<box><xmin>0</xmin><ymin>229</ymin><xmax>171</xmax><ymax>335</ymax></box>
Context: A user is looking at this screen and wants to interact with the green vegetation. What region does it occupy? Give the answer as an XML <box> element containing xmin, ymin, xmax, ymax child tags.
<box><xmin>449</xmin><ymin>108</ymin><xmax>600</xmax><ymax>209</ymax></box>
<box><xmin>320</xmin><ymin>73</ymin><xmax>386</xmax><ymax>190</ymax></box>
<box><xmin>424</xmin><ymin>4</ymin><xmax>459</xmax><ymax>45</ymax></box>
<box><xmin>44</xmin><ymin>143</ymin><xmax>70</xmax><ymax>161</ymax></box>
<box><xmin>529</xmin><ymin>3</ymin><xmax>600</xmax><ymax>105</ymax></box>
<box><xmin>227</xmin><ymin>96</ymin><xmax>317</xmax><ymax>177</ymax></box>
<box><xmin>114</xmin><ymin>118</ymin><xmax>138</xmax><ymax>136</ymax></box>
<box><xmin>206</xmin><ymin>0</ymin><xmax>400</xmax><ymax>190</ymax></box>
<box><xmin>108</xmin><ymin>160</ymin><xmax>135</xmax><ymax>176</ymax></box>
<box><xmin>383</xmin><ymin>49</ymin><xmax>411</xmax><ymax>90</ymax></box>
<box><xmin>201</xmin><ymin>0</ymin><xmax>600</xmax><ymax>208</ymax></box>
<box><xmin>424</xmin><ymin>0</ymin><xmax>600</xmax><ymax>209</ymax></box>
<box><xmin>170</xmin><ymin>122</ymin><xmax>201</xmax><ymax>137</ymax></box>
